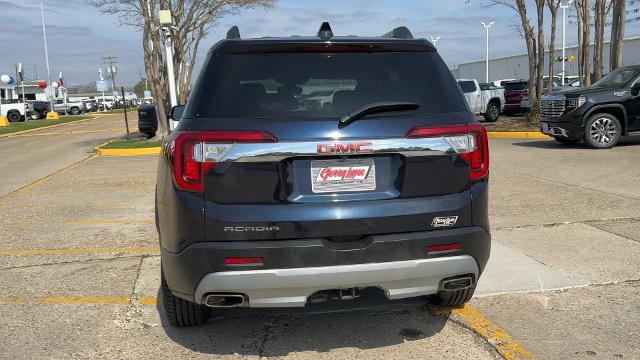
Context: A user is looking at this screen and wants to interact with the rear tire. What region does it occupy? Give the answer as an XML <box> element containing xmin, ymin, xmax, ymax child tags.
<box><xmin>553</xmin><ymin>136</ymin><xmax>581</xmax><ymax>145</ymax></box>
<box><xmin>7</xmin><ymin>111</ymin><xmax>21</xmax><ymax>122</ymax></box>
<box><xmin>483</xmin><ymin>102</ymin><xmax>500</xmax><ymax>123</ymax></box>
<box><xmin>161</xmin><ymin>268</ymin><xmax>211</xmax><ymax>327</ymax></box>
<box><xmin>432</xmin><ymin>285</ymin><xmax>476</xmax><ymax>307</ymax></box>
<box><xmin>69</xmin><ymin>107</ymin><xmax>81</xmax><ymax>115</ymax></box>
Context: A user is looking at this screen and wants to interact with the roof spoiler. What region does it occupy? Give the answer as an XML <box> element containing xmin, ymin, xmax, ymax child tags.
<box><xmin>381</xmin><ymin>26</ymin><xmax>414</xmax><ymax>40</ymax></box>
<box><xmin>226</xmin><ymin>26</ymin><xmax>241</xmax><ymax>40</ymax></box>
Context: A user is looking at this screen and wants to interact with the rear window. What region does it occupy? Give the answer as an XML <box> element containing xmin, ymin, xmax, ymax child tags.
<box><xmin>458</xmin><ymin>81</ymin><xmax>477</xmax><ymax>93</ymax></box>
<box><xmin>505</xmin><ymin>82</ymin><xmax>528</xmax><ymax>91</ymax></box>
<box><xmin>185</xmin><ymin>52</ymin><xmax>466</xmax><ymax>119</ymax></box>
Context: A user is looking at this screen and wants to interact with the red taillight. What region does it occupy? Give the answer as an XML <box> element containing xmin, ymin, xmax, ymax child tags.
<box><xmin>171</xmin><ymin>131</ymin><xmax>277</xmax><ymax>192</ymax></box>
<box><xmin>225</xmin><ymin>257</ymin><xmax>264</xmax><ymax>266</ymax></box>
<box><xmin>405</xmin><ymin>123</ymin><xmax>489</xmax><ymax>182</ymax></box>
<box><xmin>427</xmin><ymin>243</ymin><xmax>460</xmax><ymax>254</ymax></box>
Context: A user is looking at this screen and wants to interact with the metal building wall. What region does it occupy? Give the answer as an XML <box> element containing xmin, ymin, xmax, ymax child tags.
<box><xmin>452</xmin><ymin>37</ymin><xmax>640</xmax><ymax>82</ymax></box>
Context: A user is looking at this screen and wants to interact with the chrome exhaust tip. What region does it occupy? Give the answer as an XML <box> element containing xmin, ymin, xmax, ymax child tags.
<box><xmin>441</xmin><ymin>275</ymin><xmax>473</xmax><ymax>291</ymax></box>
<box><xmin>204</xmin><ymin>294</ymin><xmax>246</xmax><ymax>308</ymax></box>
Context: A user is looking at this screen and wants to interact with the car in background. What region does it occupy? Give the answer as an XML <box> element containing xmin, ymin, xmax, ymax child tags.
<box><xmin>491</xmin><ymin>78</ymin><xmax>516</xmax><ymax>88</ymax></box>
<box><xmin>27</xmin><ymin>101</ymin><xmax>49</xmax><ymax>120</ymax></box>
<box><xmin>540</xmin><ymin>65</ymin><xmax>640</xmax><ymax>148</ymax></box>
<box><xmin>53</xmin><ymin>99</ymin><xmax>85</xmax><ymax>115</ymax></box>
<box><xmin>503</xmin><ymin>80</ymin><xmax>529</xmax><ymax>115</ymax></box>
<box><xmin>98</xmin><ymin>100</ymin><xmax>114</xmax><ymax>111</ymax></box>
<box><xmin>0</xmin><ymin>100</ymin><xmax>32</xmax><ymax>122</ymax></box>
<box><xmin>137</xmin><ymin>103</ymin><xmax>157</xmax><ymax>138</ymax></box>
<box><xmin>457</xmin><ymin>79</ymin><xmax>504</xmax><ymax>122</ymax></box>
<box><xmin>84</xmin><ymin>100</ymin><xmax>99</xmax><ymax>112</ymax></box>
<box><xmin>303</xmin><ymin>90</ymin><xmax>337</xmax><ymax>109</ymax></box>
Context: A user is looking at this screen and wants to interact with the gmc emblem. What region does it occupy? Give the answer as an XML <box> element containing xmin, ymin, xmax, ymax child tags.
<box><xmin>317</xmin><ymin>142</ymin><xmax>373</xmax><ymax>154</ymax></box>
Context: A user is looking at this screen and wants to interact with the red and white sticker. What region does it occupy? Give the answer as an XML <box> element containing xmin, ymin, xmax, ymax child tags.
<box><xmin>316</xmin><ymin>166</ymin><xmax>370</xmax><ymax>182</ymax></box>
<box><xmin>310</xmin><ymin>158</ymin><xmax>376</xmax><ymax>193</ymax></box>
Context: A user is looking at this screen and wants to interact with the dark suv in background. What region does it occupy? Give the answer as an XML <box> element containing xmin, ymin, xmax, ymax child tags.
<box><xmin>540</xmin><ymin>65</ymin><xmax>640</xmax><ymax>148</ymax></box>
<box><xmin>156</xmin><ymin>23</ymin><xmax>491</xmax><ymax>327</ymax></box>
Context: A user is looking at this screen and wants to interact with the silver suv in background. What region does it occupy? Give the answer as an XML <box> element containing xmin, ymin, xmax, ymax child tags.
<box><xmin>53</xmin><ymin>99</ymin><xmax>85</xmax><ymax>115</ymax></box>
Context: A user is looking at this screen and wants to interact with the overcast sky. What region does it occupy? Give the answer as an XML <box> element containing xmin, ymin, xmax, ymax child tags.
<box><xmin>1</xmin><ymin>0</ymin><xmax>639</xmax><ymax>86</ymax></box>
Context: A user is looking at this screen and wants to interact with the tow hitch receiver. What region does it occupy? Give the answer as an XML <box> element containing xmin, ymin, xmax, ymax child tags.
<box><xmin>309</xmin><ymin>288</ymin><xmax>361</xmax><ymax>304</ymax></box>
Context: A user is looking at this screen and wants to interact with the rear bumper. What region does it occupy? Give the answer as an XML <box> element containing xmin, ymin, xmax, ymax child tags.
<box><xmin>504</xmin><ymin>103</ymin><xmax>529</xmax><ymax>112</ymax></box>
<box><xmin>161</xmin><ymin>226</ymin><xmax>491</xmax><ymax>304</ymax></box>
<box><xmin>195</xmin><ymin>255</ymin><xmax>478</xmax><ymax>307</ymax></box>
<box><xmin>138</xmin><ymin>123</ymin><xmax>157</xmax><ymax>134</ymax></box>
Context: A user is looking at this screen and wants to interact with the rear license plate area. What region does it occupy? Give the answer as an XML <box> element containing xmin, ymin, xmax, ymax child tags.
<box><xmin>311</xmin><ymin>158</ymin><xmax>376</xmax><ymax>193</ymax></box>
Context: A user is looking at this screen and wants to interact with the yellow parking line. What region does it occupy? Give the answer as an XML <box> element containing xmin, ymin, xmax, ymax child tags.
<box><xmin>441</xmin><ymin>305</ymin><xmax>536</xmax><ymax>360</ymax></box>
<box><xmin>1</xmin><ymin>219</ymin><xmax>155</xmax><ymax>227</ymax></box>
<box><xmin>0</xmin><ymin>246</ymin><xmax>159</xmax><ymax>256</ymax></box>
<box><xmin>0</xmin><ymin>155</ymin><xmax>97</xmax><ymax>201</ymax></box>
<box><xmin>0</xmin><ymin>295</ymin><xmax>158</xmax><ymax>305</ymax></box>
<box><xmin>40</xmin><ymin>296</ymin><xmax>131</xmax><ymax>305</ymax></box>
<box><xmin>11</xmin><ymin>128</ymin><xmax>125</xmax><ymax>137</ymax></box>
<box><xmin>138</xmin><ymin>297</ymin><xmax>158</xmax><ymax>305</ymax></box>
<box><xmin>487</xmin><ymin>131</ymin><xmax>550</xmax><ymax>139</ymax></box>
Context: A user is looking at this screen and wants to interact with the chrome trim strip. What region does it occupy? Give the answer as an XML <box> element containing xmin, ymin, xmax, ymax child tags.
<box><xmin>218</xmin><ymin>137</ymin><xmax>457</xmax><ymax>163</ymax></box>
<box><xmin>194</xmin><ymin>255</ymin><xmax>479</xmax><ymax>307</ymax></box>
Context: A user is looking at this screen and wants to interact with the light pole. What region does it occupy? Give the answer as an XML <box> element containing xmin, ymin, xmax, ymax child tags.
<box><xmin>560</xmin><ymin>0</ymin><xmax>573</xmax><ymax>85</ymax></box>
<box><xmin>159</xmin><ymin>9</ymin><xmax>179</xmax><ymax>131</ymax></box>
<box><xmin>40</xmin><ymin>0</ymin><xmax>56</xmax><ymax>118</ymax></box>
<box><xmin>98</xmin><ymin>67</ymin><xmax>106</xmax><ymax>111</ymax></box>
<box><xmin>480</xmin><ymin>21</ymin><xmax>495</xmax><ymax>83</ymax></box>
<box><xmin>430</xmin><ymin>36</ymin><xmax>441</xmax><ymax>47</ymax></box>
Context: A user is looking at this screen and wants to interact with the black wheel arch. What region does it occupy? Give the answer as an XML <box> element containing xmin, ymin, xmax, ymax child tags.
<box><xmin>488</xmin><ymin>97</ymin><xmax>501</xmax><ymax>108</ymax></box>
<box><xmin>583</xmin><ymin>104</ymin><xmax>628</xmax><ymax>135</ymax></box>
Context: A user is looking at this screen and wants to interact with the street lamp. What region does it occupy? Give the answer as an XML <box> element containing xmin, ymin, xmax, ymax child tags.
<box><xmin>430</xmin><ymin>36</ymin><xmax>441</xmax><ymax>46</ymax></box>
<box><xmin>480</xmin><ymin>21</ymin><xmax>495</xmax><ymax>83</ymax></box>
<box><xmin>560</xmin><ymin>0</ymin><xmax>573</xmax><ymax>85</ymax></box>
<box><xmin>40</xmin><ymin>0</ymin><xmax>57</xmax><ymax>119</ymax></box>
<box><xmin>159</xmin><ymin>9</ymin><xmax>179</xmax><ymax>131</ymax></box>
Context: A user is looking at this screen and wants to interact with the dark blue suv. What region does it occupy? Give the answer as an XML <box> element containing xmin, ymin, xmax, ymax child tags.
<box><xmin>156</xmin><ymin>23</ymin><xmax>491</xmax><ymax>327</ymax></box>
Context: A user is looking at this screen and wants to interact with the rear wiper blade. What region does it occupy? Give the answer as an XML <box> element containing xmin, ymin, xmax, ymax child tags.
<box><xmin>339</xmin><ymin>102</ymin><xmax>420</xmax><ymax>128</ymax></box>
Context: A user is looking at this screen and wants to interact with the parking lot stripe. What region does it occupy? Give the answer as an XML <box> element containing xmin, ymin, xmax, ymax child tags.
<box><xmin>0</xmin><ymin>247</ymin><xmax>159</xmax><ymax>256</ymax></box>
<box><xmin>40</xmin><ymin>296</ymin><xmax>131</xmax><ymax>305</ymax></box>
<box><xmin>0</xmin><ymin>155</ymin><xmax>97</xmax><ymax>201</ymax></box>
<box><xmin>445</xmin><ymin>305</ymin><xmax>536</xmax><ymax>360</ymax></box>
<box><xmin>1</xmin><ymin>219</ymin><xmax>155</xmax><ymax>227</ymax></box>
<box><xmin>0</xmin><ymin>295</ymin><xmax>159</xmax><ymax>305</ymax></box>
<box><xmin>138</xmin><ymin>297</ymin><xmax>158</xmax><ymax>305</ymax></box>
<box><xmin>0</xmin><ymin>116</ymin><xmax>100</xmax><ymax>138</ymax></box>
<box><xmin>10</xmin><ymin>128</ymin><xmax>125</xmax><ymax>137</ymax></box>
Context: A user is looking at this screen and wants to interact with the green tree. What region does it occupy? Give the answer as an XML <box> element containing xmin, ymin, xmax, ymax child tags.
<box><xmin>133</xmin><ymin>79</ymin><xmax>148</xmax><ymax>98</ymax></box>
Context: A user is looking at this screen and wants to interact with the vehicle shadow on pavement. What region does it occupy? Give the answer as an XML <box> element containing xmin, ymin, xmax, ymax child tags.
<box><xmin>156</xmin><ymin>288</ymin><xmax>451</xmax><ymax>356</ymax></box>
<box><xmin>512</xmin><ymin>137</ymin><xmax>640</xmax><ymax>149</ymax></box>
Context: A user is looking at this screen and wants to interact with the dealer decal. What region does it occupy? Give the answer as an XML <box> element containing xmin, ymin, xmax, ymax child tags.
<box><xmin>431</xmin><ymin>216</ymin><xmax>459</xmax><ymax>228</ymax></box>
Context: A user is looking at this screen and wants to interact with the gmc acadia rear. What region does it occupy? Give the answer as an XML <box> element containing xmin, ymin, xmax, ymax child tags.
<box><xmin>156</xmin><ymin>23</ymin><xmax>491</xmax><ymax>327</ymax></box>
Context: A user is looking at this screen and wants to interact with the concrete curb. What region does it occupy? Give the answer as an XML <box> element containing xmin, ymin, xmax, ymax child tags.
<box><xmin>0</xmin><ymin>116</ymin><xmax>100</xmax><ymax>138</ymax></box>
<box><xmin>93</xmin><ymin>131</ymin><xmax>550</xmax><ymax>156</ymax></box>
<box><xmin>488</xmin><ymin>131</ymin><xmax>550</xmax><ymax>139</ymax></box>
<box><xmin>96</xmin><ymin>147</ymin><xmax>161</xmax><ymax>156</ymax></box>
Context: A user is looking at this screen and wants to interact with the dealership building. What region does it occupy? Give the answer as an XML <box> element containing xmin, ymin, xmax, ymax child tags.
<box><xmin>451</xmin><ymin>36</ymin><xmax>640</xmax><ymax>81</ymax></box>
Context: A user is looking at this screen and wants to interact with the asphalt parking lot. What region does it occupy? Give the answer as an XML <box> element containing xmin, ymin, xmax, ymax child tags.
<box><xmin>1</xmin><ymin>115</ymin><xmax>639</xmax><ymax>359</ymax></box>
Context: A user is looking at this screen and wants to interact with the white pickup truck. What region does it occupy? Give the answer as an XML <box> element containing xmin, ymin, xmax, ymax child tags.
<box><xmin>0</xmin><ymin>101</ymin><xmax>31</xmax><ymax>122</ymax></box>
<box><xmin>457</xmin><ymin>79</ymin><xmax>505</xmax><ymax>122</ymax></box>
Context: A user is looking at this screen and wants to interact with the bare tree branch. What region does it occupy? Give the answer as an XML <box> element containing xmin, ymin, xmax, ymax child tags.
<box><xmin>88</xmin><ymin>0</ymin><xmax>273</xmax><ymax>139</ymax></box>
